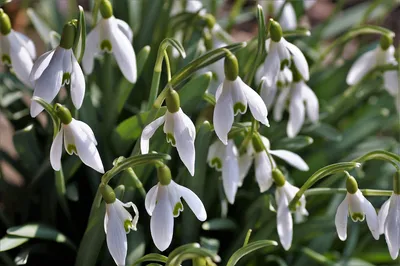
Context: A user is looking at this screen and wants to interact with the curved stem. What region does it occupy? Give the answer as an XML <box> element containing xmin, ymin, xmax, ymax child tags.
<box><xmin>304</xmin><ymin>188</ymin><xmax>392</xmax><ymax>197</ymax></box>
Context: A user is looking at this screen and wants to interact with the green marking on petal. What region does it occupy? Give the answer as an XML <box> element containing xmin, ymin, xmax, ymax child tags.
<box><xmin>100</xmin><ymin>40</ymin><xmax>112</xmax><ymax>52</ymax></box>
<box><xmin>62</xmin><ymin>72</ymin><xmax>71</xmax><ymax>86</ymax></box>
<box><xmin>166</xmin><ymin>133</ymin><xmax>176</xmax><ymax>146</ymax></box>
<box><xmin>233</xmin><ymin>102</ymin><xmax>246</xmax><ymax>115</ymax></box>
<box><xmin>350</xmin><ymin>212</ymin><xmax>365</xmax><ymax>222</ymax></box>
<box><xmin>124</xmin><ymin>219</ymin><xmax>132</xmax><ymax>233</ymax></box>
<box><xmin>173</xmin><ymin>202</ymin><xmax>183</xmax><ymax>216</ymax></box>
<box><xmin>211</xmin><ymin>157</ymin><xmax>222</xmax><ymax>170</ymax></box>
<box><xmin>67</xmin><ymin>144</ymin><xmax>77</xmax><ymax>155</ymax></box>
<box><xmin>280</xmin><ymin>59</ymin><xmax>289</xmax><ymax>70</ymax></box>
<box><xmin>2</xmin><ymin>54</ymin><xmax>11</xmax><ymax>66</ymax></box>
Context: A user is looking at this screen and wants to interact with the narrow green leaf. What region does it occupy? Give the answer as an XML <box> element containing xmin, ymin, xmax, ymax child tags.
<box><xmin>179</xmin><ymin>72</ymin><xmax>212</xmax><ymax>113</ymax></box>
<box><xmin>274</xmin><ymin>136</ymin><xmax>314</xmax><ymax>151</ymax></box>
<box><xmin>226</xmin><ymin>240</ymin><xmax>278</xmax><ymax>266</ymax></box>
<box><xmin>73</xmin><ymin>5</ymin><xmax>86</xmax><ymax>63</ymax></box>
<box><xmin>166</xmin><ymin>247</ymin><xmax>219</xmax><ymax>266</ymax></box>
<box><xmin>26</xmin><ymin>8</ymin><xmax>53</xmax><ymax>45</ymax></box>
<box><xmin>0</xmin><ymin>235</ymin><xmax>29</xmax><ymax>252</ymax></box>
<box><xmin>132</xmin><ymin>253</ymin><xmax>168</xmax><ymax>265</ymax></box>
<box><xmin>7</xmin><ymin>224</ymin><xmax>75</xmax><ymax>249</ymax></box>
<box><xmin>13</xmin><ymin>124</ymin><xmax>43</xmax><ymax>173</ymax></box>
<box><xmin>303</xmin><ymin>123</ymin><xmax>342</xmax><ymax>142</ymax></box>
<box><xmin>49</xmin><ymin>30</ymin><xmax>61</xmax><ymax>48</ymax></box>
<box><xmin>202</xmin><ymin>218</ymin><xmax>237</xmax><ymax>231</ymax></box>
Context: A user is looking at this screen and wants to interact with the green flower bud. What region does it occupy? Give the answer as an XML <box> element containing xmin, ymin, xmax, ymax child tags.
<box><xmin>394</xmin><ymin>171</ymin><xmax>400</xmax><ymax>195</ymax></box>
<box><xmin>379</xmin><ymin>35</ymin><xmax>393</xmax><ymax>51</ymax></box>
<box><xmin>100</xmin><ymin>0</ymin><xmax>113</xmax><ymax>19</ymax></box>
<box><xmin>345</xmin><ymin>172</ymin><xmax>358</xmax><ymax>194</ymax></box>
<box><xmin>59</xmin><ymin>21</ymin><xmax>76</xmax><ymax>49</ymax></box>
<box><xmin>166</xmin><ymin>89</ymin><xmax>180</xmax><ymax>113</ymax></box>
<box><xmin>54</xmin><ymin>103</ymin><xmax>72</xmax><ymax>125</ymax></box>
<box><xmin>272</xmin><ymin>168</ymin><xmax>286</xmax><ymax>187</ymax></box>
<box><xmin>0</xmin><ymin>9</ymin><xmax>11</xmax><ymax>35</ymax></box>
<box><xmin>157</xmin><ymin>164</ymin><xmax>172</xmax><ymax>186</ymax></box>
<box><xmin>224</xmin><ymin>49</ymin><xmax>239</xmax><ymax>81</ymax></box>
<box><xmin>269</xmin><ymin>19</ymin><xmax>282</xmax><ymax>42</ymax></box>
<box><xmin>100</xmin><ymin>184</ymin><xmax>116</xmax><ymax>204</ymax></box>
<box><xmin>252</xmin><ymin>134</ymin><xmax>265</xmax><ymax>153</ymax></box>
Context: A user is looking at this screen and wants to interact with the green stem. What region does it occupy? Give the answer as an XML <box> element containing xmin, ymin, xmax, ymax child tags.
<box><xmin>126</xmin><ymin>168</ymin><xmax>146</xmax><ymax>199</ymax></box>
<box><xmin>359</xmin><ymin>0</ymin><xmax>385</xmax><ymax>25</ymax></box>
<box><xmin>243</xmin><ymin>229</ymin><xmax>252</xmax><ymax>247</ymax></box>
<box><xmin>304</xmin><ymin>188</ymin><xmax>392</xmax><ymax>197</ymax></box>
<box><xmin>164</xmin><ymin>50</ymin><xmax>172</xmax><ymax>81</ymax></box>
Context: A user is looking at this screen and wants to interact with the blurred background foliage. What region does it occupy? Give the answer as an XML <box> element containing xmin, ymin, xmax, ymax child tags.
<box><xmin>0</xmin><ymin>0</ymin><xmax>399</xmax><ymax>265</ymax></box>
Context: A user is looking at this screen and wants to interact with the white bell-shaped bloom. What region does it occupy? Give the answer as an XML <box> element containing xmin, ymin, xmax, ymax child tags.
<box><xmin>273</xmin><ymin>80</ymin><xmax>319</xmax><ymax>138</ymax></box>
<box><xmin>0</xmin><ymin>30</ymin><xmax>35</xmax><ymax>87</ymax></box>
<box><xmin>335</xmin><ymin>190</ymin><xmax>379</xmax><ymax>241</ymax></box>
<box><xmin>239</xmin><ymin>136</ymin><xmax>309</xmax><ymax>192</ymax></box>
<box><xmin>213</xmin><ymin>77</ymin><xmax>269</xmax><ymax>144</ymax></box>
<box><xmin>207</xmin><ymin>139</ymin><xmax>240</xmax><ymax>204</ymax></box>
<box><xmin>82</xmin><ymin>16</ymin><xmax>137</xmax><ymax>83</ymax></box>
<box><xmin>275</xmin><ymin>181</ymin><xmax>308</xmax><ymax>250</ymax></box>
<box><xmin>50</xmin><ymin>118</ymin><xmax>104</xmax><ymax>173</ymax></box>
<box><xmin>104</xmin><ymin>199</ymin><xmax>139</xmax><ymax>266</ymax></box>
<box><xmin>140</xmin><ymin>108</ymin><xmax>196</xmax><ymax>176</ymax></box>
<box><xmin>30</xmin><ymin>47</ymin><xmax>85</xmax><ymax>117</ymax></box>
<box><xmin>145</xmin><ymin>180</ymin><xmax>207</xmax><ymax>251</ymax></box>
<box><xmin>258</xmin><ymin>0</ymin><xmax>297</xmax><ymax>31</ymax></box>
<box><xmin>378</xmin><ymin>193</ymin><xmax>400</xmax><ymax>259</ymax></box>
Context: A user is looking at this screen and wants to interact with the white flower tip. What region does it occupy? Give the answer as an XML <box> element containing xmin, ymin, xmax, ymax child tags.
<box><xmin>282</xmin><ymin>242</ymin><xmax>291</xmax><ymax>251</ymax></box>
<box><xmin>355</xmin><ymin>163</ymin><xmax>361</xmax><ymax>168</ymax></box>
<box><xmin>371</xmin><ymin>230</ymin><xmax>379</xmax><ymax>240</ymax></box>
<box><xmin>338</xmin><ymin>234</ymin><xmax>347</xmax><ymax>241</ymax></box>
<box><xmin>30</xmin><ymin>102</ymin><xmax>42</xmax><ymax>118</ymax></box>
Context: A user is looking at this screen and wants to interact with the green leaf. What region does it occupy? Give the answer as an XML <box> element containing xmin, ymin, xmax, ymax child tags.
<box><xmin>202</xmin><ymin>218</ymin><xmax>237</xmax><ymax>231</ymax></box>
<box><xmin>226</xmin><ymin>240</ymin><xmax>278</xmax><ymax>266</ymax></box>
<box><xmin>13</xmin><ymin>124</ymin><xmax>43</xmax><ymax>173</ymax></box>
<box><xmin>26</xmin><ymin>8</ymin><xmax>53</xmax><ymax>45</ymax></box>
<box><xmin>179</xmin><ymin>72</ymin><xmax>212</xmax><ymax>113</ymax></box>
<box><xmin>133</xmin><ymin>253</ymin><xmax>168</xmax><ymax>265</ymax></box>
<box><xmin>125</xmin><ymin>228</ymin><xmax>146</xmax><ymax>266</ymax></box>
<box><xmin>7</xmin><ymin>224</ymin><xmax>75</xmax><ymax>249</ymax></box>
<box><xmin>0</xmin><ymin>235</ymin><xmax>29</xmax><ymax>252</ymax></box>
<box><xmin>73</xmin><ymin>5</ymin><xmax>86</xmax><ymax>63</ymax></box>
<box><xmin>274</xmin><ymin>136</ymin><xmax>314</xmax><ymax>151</ymax></box>
<box><xmin>166</xmin><ymin>247</ymin><xmax>219</xmax><ymax>266</ymax></box>
<box><xmin>304</xmin><ymin>123</ymin><xmax>342</xmax><ymax>142</ymax></box>
<box><xmin>49</xmin><ymin>30</ymin><xmax>61</xmax><ymax>48</ymax></box>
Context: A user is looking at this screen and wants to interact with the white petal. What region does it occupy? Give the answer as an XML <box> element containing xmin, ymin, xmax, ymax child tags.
<box><xmin>238</xmin><ymin>153</ymin><xmax>252</xmax><ymax>185</ymax></box>
<box><xmin>304</xmin><ymin>0</ymin><xmax>317</xmax><ymax>9</ymax></box>
<box><xmin>30</xmin><ymin>48</ymin><xmax>64</xmax><ymax>117</ymax></box>
<box><xmin>29</xmin><ymin>49</ymin><xmax>55</xmax><ymax>81</ymax></box>
<box><xmin>273</xmin><ymin>87</ymin><xmax>290</xmax><ymax>122</ymax></box>
<box><xmin>50</xmin><ymin>128</ymin><xmax>63</xmax><ymax>171</ymax></box>
<box><xmin>8</xmin><ymin>33</ymin><xmax>33</xmax><ymax>87</ymax></box>
<box><xmin>287</xmin><ymin>83</ymin><xmax>305</xmax><ymax>138</ymax></box>
<box><xmin>301</xmin><ymin>82</ymin><xmax>319</xmax><ymax>123</ymax></box>
<box><xmin>105</xmin><ymin>204</ymin><xmax>128</xmax><ymax>266</ymax></box>
<box><xmin>118</xmin><ymin>200</ymin><xmax>139</xmax><ymax>232</ymax></box>
<box><xmin>269</xmin><ymin>149</ymin><xmax>309</xmax><ymax>171</ymax></box>
<box><xmin>276</xmin><ymin>189</ymin><xmax>293</xmax><ymax>250</ymax></box>
<box><xmin>62</xmin><ymin>49</ymin><xmax>73</xmax><ymax>74</ymax></box>
<box><xmin>207</xmin><ymin>140</ymin><xmax>225</xmax><ymax>170</ymax></box>
<box><xmin>213</xmin><ymin>84</ymin><xmax>234</xmax><ymax>145</ymax></box>
<box><xmin>115</xmin><ymin>18</ymin><xmax>133</xmax><ymax>42</ymax></box>
<box><xmin>178</xmin><ymin>184</ymin><xmax>207</xmax><ymax>221</ymax></box>
<box><xmin>254</xmin><ymin>152</ymin><xmax>273</xmax><ymax>193</ymax></box>
<box><xmin>378</xmin><ymin>199</ymin><xmax>390</xmax><ymax>235</ymax></box>
<box><xmin>255</xmin><ymin>64</ymin><xmax>264</xmax><ymax>86</ymax></box>
<box><xmin>362</xmin><ymin>197</ymin><xmax>379</xmax><ymax>240</ymax></box>
<box><xmin>63</xmin><ymin>126</ymin><xmax>75</xmax><ymax>155</ymax></box>
<box><xmin>260</xmin><ymin>78</ymin><xmax>277</xmax><ymax>110</ymax></box>
<box><xmin>230</xmin><ymin>78</ymin><xmax>247</xmax><ymax>115</ymax></box>
<box><xmin>335</xmin><ymin>196</ymin><xmax>349</xmax><ymax>241</ymax></box>
<box><xmin>74</xmin><ymin>120</ymin><xmax>97</xmax><ymax>145</ymax></box>
<box><xmin>284</xmin><ymin>40</ymin><xmax>309</xmax><ymax>81</ymax></box>
<box><xmin>222</xmin><ymin>153</ymin><xmax>240</xmax><ymax>204</ymax></box>
<box><xmin>348</xmin><ymin>190</ymin><xmax>365</xmax><ymax>221</ymax></box>
<box><xmin>346</xmin><ymin>50</ymin><xmax>376</xmax><ymax>85</ymax></box>
<box><xmin>145</xmin><ymin>185</ymin><xmax>159</xmax><ymax>215</ymax></box>
<box><xmin>240</xmin><ymin>78</ymin><xmax>269</xmax><ymax>126</ymax></box>
<box><xmin>150</xmin><ymin>186</ymin><xmax>174</xmax><ymax>251</ymax></box>
<box><xmin>14</xmin><ymin>31</ymin><xmax>36</xmax><ymax>59</ymax></box>
<box><xmin>383</xmin><ymin>70</ymin><xmax>399</xmax><ymax>96</ymax></box>
<box><xmin>263</xmin><ymin>43</ymin><xmax>281</xmax><ymax>87</ymax></box>
<box><xmin>69</xmin><ymin>120</ymin><xmax>104</xmax><ymax>173</ymax></box>
<box><xmin>385</xmin><ymin>195</ymin><xmax>400</xmax><ymax>259</ymax></box>
<box><xmin>140</xmin><ymin>116</ymin><xmax>165</xmax><ymax>154</ymax></box>
<box><xmin>173</xmin><ymin>110</ymin><xmax>196</xmax><ymax>176</ymax></box>
<box><xmin>82</xmin><ymin>24</ymin><xmax>100</xmax><ymax>75</ymax></box>
<box><xmin>70</xmin><ymin>53</ymin><xmax>85</xmax><ymax>109</ymax></box>
<box><xmin>279</xmin><ymin>3</ymin><xmax>297</xmax><ymax>31</ymax></box>
<box><xmin>109</xmin><ymin>20</ymin><xmax>137</xmax><ymax>83</ymax></box>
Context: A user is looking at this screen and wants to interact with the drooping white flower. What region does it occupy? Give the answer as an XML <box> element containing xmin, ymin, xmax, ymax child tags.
<box><xmin>0</xmin><ymin>30</ymin><xmax>35</xmax><ymax>87</ymax></box>
<box><xmin>335</xmin><ymin>190</ymin><xmax>379</xmax><ymax>241</ymax></box>
<box><xmin>207</xmin><ymin>139</ymin><xmax>240</xmax><ymax>204</ymax></box>
<box><xmin>82</xmin><ymin>13</ymin><xmax>137</xmax><ymax>83</ymax></box>
<box><xmin>273</xmin><ymin>80</ymin><xmax>319</xmax><ymax>138</ymax></box>
<box><xmin>378</xmin><ymin>193</ymin><xmax>400</xmax><ymax>259</ymax></box>
<box><xmin>104</xmin><ymin>199</ymin><xmax>139</xmax><ymax>266</ymax></box>
<box><xmin>213</xmin><ymin>77</ymin><xmax>269</xmax><ymax>144</ymax></box>
<box><xmin>275</xmin><ymin>180</ymin><xmax>308</xmax><ymax>250</ymax></box>
<box><xmin>239</xmin><ymin>136</ymin><xmax>309</xmax><ymax>192</ymax></box>
<box><xmin>50</xmin><ymin>116</ymin><xmax>104</xmax><ymax>174</ymax></box>
<box><xmin>30</xmin><ymin>46</ymin><xmax>85</xmax><ymax>117</ymax></box>
<box><xmin>145</xmin><ymin>180</ymin><xmax>207</xmax><ymax>251</ymax></box>
<box><xmin>140</xmin><ymin>108</ymin><xmax>196</xmax><ymax>176</ymax></box>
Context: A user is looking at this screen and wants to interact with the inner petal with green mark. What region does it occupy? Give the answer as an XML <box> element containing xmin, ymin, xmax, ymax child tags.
<box><xmin>233</xmin><ymin>102</ymin><xmax>246</xmax><ymax>115</ymax></box>
<box><xmin>211</xmin><ymin>157</ymin><xmax>222</xmax><ymax>170</ymax></box>
<box><xmin>67</xmin><ymin>144</ymin><xmax>77</xmax><ymax>155</ymax></box>
<box><xmin>350</xmin><ymin>212</ymin><xmax>365</xmax><ymax>222</ymax></box>
<box><xmin>62</xmin><ymin>72</ymin><xmax>71</xmax><ymax>86</ymax></box>
<box><xmin>124</xmin><ymin>219</ymin><xmax>133</xmax><ymax>233</ymax></box>
<box><xmin>166</xmin><ymin>133</ymin><xmax>176</xmax><ymax>146</ymax></box>
<box><xmin>100</xmin><ymin>40</ymin><xmax>112</xmax><ymax>52</ymax></box>
<box><xmin>173</xmin><ymin>201</ymin><xmax>183</xmax><ymax>217</ymax></box>
<box><xmin>1</xmin><ymin>54</ymin><xmax>11</xmax><ymax>66</ymax></box>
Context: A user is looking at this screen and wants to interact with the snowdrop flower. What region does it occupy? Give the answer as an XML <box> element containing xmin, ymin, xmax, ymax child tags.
<box><xmin>101</xmin><ymin>184</ymin><xmax>139</xmax><ymax>266</ymax></box>
<box><xmin>261</xmin><ymin>19</ymin><xmax>309</xmax><ymax>88</ymax></box>
<box><xmin>274</xmin><ymin>76</ymin><xmax>319</xmax><ymax>138</ymax></box>
<box><xmin>145</xmin><ymin>165</ymin><xmax>207</xmax><ymax>251</ymax></box>
<box><xmin>140</xmin><ymin>89</ymin><xmax>196</xmax><ymax>176</ymax></box>
<box><xmin>82</xmin><ymin>0</ymin><xmax>137</xmax><ymax>83</ymax></box>
<box><xmin>239</xmin><ymin>135</ymin><xmax>309</xmax><ymax>192</ymax></box>
<box><xmin>207</xmin><ymin>139</ymin><xmax>240</xmax><ymax>204</ymax></box>
<box><xmin>214</xmin><ymin>51</ymin><xmax>269</xmax><ymax>144</ymax></box>
<box><xmin>335</xmin><ymin>174</ymin><xmax>379</xmax><ymax>241</ymax></box>
<box><xmin>273</xmin><ymin>169</ymin><xmax>308</xmax><ymax>250</ymax></box>
<box><xmin>50</xmin><ymin>104</ymin><xmax>104</xmax><ymax>173</ymax></box>
<box><xmin>30</xmin><ymin>22</ymin><xmax>85</xmax><ymax>117</ymax></box>
<box><xmin>0</xmin><ymin>9</ymin><xmax>35</xmax><ymax>87</ymax></box>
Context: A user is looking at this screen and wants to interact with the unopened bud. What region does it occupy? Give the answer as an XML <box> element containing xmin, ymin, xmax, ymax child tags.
<box><xmin>54</xmin><ymin>104</ymin><xmax>72</xmax><ymax>124</ymax></box>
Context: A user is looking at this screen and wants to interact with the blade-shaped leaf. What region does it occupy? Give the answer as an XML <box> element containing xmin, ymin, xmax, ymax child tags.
<box><xmin>73</xmin><ymin>5</ymin><xmax>86</xmax><ymax>63</ymax></box>
<box><xmin>0</xmin><ymin>235</ymin><xmax>29</xmax><ymax>252</ymax></box>
<box><xmin>226</xmin><ymin>240</ymin><xmax>278</xmax><ymax>266</ymax></box>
